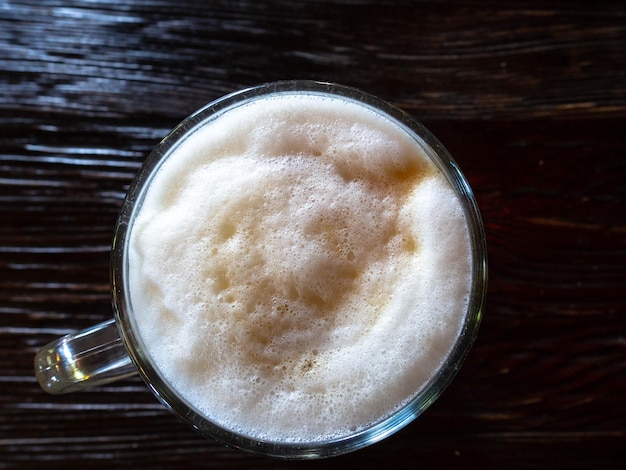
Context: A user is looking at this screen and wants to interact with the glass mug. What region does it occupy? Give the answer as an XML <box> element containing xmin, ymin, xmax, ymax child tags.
<box><xmin>34</xmin><ymin>81</ymin><xmax>487</xmax><ymax>459</ymax></box>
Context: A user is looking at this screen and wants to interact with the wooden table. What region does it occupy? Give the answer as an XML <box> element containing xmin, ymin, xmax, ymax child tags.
<box><xmin>1</xmin><ymin>1</ymin><xmax>624</xmax><ymax>468</ymax></box>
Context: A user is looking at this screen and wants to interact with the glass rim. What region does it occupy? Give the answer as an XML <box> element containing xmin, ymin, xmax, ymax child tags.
<box><xmin>111</xmin><ymin>80</ymin><xmax>487</xmax><ymax>459</ymax></box>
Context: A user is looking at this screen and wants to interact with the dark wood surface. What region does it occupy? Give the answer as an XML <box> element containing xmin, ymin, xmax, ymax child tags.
<box><xmin>1</xmin><ymin>1</ymin><xmax>625</xmax><ymax>468</ymax></box>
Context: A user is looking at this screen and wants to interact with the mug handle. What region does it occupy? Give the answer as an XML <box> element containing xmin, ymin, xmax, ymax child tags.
<box><xmin>34</xmin><ymin>319</ymin><xmax>137</xmax><ymax>394</ymax></box>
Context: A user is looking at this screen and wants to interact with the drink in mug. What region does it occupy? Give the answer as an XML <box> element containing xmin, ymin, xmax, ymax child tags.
<box><xmin>36</xmin><ymin>81</ymin><xmax>487</xmax><ymax>459</ymax></box>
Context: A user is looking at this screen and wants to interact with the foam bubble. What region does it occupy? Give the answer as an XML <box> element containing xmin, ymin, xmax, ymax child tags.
<box><xmin>128</xmin><ymin>93</ymin><xmax>472</xmax><ymax>443</ymax></box>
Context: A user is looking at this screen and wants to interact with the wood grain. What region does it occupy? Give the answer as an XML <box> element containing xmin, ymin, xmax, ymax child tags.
<box><xmin>1</xmin><ymin>0</ymin><xmax>625</xmax><ymax>468</ymax></box>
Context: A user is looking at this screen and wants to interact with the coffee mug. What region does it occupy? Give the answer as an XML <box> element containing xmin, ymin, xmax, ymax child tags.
<box><xmin>35</xmin><ymin>81</ymin><xmax>487</xmax><ymax>459</ymax></box>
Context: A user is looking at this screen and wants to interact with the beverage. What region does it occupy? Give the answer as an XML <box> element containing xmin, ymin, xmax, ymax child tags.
<box><xmin>126</xmin><ymin>90</ymin><xmax>475</xmax><ymax>444</ymax></box>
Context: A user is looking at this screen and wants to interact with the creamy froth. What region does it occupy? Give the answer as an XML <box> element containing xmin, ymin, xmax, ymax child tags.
<box><xmin>128</xmin><ymin>93</ymin><xmax>472</xmax><ymax>443</ymax></box>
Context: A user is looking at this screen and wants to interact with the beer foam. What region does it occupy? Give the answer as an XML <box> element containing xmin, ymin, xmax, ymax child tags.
<box><xmin>128</xmin><ymin>94</ymin><xmax>472</xmax><ymax>443</ymax></box>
